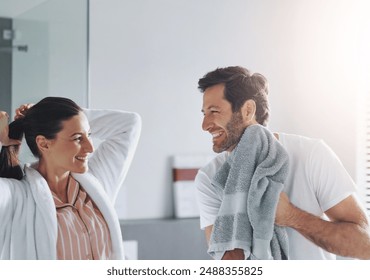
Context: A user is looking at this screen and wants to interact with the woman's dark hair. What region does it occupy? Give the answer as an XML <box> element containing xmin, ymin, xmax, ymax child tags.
<box><xmin>0</xmin><ymin>97</ymin><xmax>82</xmax><ymax>180</ymax></box>
<box><xmin>23</xmin><ymin>97</ymin><xmax>82</xmax><ymax>158</ymax></box>
<box><xmin>198</xmin><ymin>66</ymin><xmax>270</xmax><ymax>126</ymax></box>
<box><xmin>0</xmin><ymin>120</ymin><xmax>24</xmax><ymax>180</ymax></box>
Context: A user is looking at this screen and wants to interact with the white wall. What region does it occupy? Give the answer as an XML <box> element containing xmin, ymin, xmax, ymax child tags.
<box><xmin>89</xmin><ymin>0</ymin><xmax>366</xmax><ymax>220</ymax></box>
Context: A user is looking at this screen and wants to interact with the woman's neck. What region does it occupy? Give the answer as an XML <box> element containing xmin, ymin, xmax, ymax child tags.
<box><xmin>37</xmin><ymin>160</ymin><xmax>70</xmax><ymax>203</ymax></box>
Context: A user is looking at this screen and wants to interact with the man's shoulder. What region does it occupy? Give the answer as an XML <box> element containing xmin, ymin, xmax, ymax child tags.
<box><xmin>279</xmin><ymin>132</ymin><xmax>324</xmax><ymax>151</ymax></box>
<box><xmin>198</xmin><ymin>152</ymin><xmax>229</xmax><ymax>177</ymax></box>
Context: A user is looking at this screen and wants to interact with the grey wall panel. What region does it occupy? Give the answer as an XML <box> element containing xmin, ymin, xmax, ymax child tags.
<box><xmin>0</xmin><ymin>17</ymin><xmax>12</xmax><ymax>114</ymax></box>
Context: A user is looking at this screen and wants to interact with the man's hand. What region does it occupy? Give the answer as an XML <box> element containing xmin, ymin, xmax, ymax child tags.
<box><xmin>222</xmin><ymin>249</ymin><xmax>245</xmax><ymax>260</ymax></box>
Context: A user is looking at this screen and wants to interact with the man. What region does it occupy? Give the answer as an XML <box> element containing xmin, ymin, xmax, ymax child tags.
<box><xmin>195</xmin><ymin>66</ymin><xmax>370</xmax><ymax>260</ymax></box>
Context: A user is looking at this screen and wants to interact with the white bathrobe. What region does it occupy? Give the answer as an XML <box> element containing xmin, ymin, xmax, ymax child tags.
<box><xmin>0</xmin><ymin>109</ymin><xmax>141</xmax><ymax>260</ymax></box>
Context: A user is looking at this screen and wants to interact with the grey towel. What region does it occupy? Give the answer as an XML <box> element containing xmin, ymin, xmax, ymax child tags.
<box><xmin>208</xmin><ymin>124</ymin><xmax>289</xmax><ymax>260</ymax></box>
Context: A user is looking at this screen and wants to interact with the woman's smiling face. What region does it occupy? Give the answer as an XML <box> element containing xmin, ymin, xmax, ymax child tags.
<box><xmin>46</xmin><ymin>112</ymin><xmax>94</xmax><ymax>174</ymax></box>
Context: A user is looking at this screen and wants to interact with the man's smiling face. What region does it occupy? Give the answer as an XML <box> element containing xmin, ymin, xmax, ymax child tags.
<box><xmin>201</xmin><ymin>84</ymin><xmax>246</xmax><ymax>153</ymax></box>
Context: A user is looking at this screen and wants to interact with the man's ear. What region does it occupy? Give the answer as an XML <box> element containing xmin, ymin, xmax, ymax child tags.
<box><xmin>35</xmin><ymin>135</ymin><xmax>51</xmax><ymax>155</ymax></box>
<box><xmin>240</xmin><ymin>99</ymin><xmax>257</xmax><ymax>124</ymax></box>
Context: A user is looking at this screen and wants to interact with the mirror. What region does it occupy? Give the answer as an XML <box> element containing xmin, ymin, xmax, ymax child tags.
<box><xmin>0</xmin><ymin>0</ymin><xmax>89</xmax><ymax>162</ymax></box>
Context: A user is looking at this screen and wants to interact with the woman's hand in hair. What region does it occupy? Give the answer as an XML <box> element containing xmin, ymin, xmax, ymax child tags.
<box><xmin>14</xmin><ymin>103</ymin><xmax>33</xmax><ymax>120</ymax></box>
<box><xmin>0</xmin><ymin>111</ymin><xmax>22</xmax><ymax>147</ymax></box>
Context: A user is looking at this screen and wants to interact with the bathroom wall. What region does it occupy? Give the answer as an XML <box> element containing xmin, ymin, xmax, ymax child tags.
<box><xmin>89</xmin><ymin>0</ymin><xmax>364</xmax><ymax>220</ymax></box>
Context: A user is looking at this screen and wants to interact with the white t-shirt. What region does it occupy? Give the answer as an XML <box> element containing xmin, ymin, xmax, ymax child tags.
<box><xmin>195</xmin><ymin>133</ymin><xmax>357</xmax><ymax>260</ymax></box>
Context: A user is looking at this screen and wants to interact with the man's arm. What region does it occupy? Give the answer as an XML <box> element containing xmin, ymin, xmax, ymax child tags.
<box><xmin>204</xmin><ymin>225</ymin><xmax>213</xmax><ymax>244</ymax></box>
<box><xmin>276</xmin><ymin>192</ymin><xmax>370</xmax><ymax>259</ymax></box>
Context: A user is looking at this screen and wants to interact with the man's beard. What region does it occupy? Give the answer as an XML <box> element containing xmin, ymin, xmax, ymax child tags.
<box><xmin>214</xmin><ymin>112</ymin><xmax>245</xmax><ymax>153</ymax></box>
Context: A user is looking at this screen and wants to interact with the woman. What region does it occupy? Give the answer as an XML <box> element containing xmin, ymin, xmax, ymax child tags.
<box><xmin>0</xmin><ymin>97</ymin><xmax>141</xmax><ymax>259</ymax></box>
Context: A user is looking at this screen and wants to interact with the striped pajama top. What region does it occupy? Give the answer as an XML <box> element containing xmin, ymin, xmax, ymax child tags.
<box><xmin>51</xmin><ymin>175</ymin><xmax>112</xmax><ymax>260</ymax></box>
